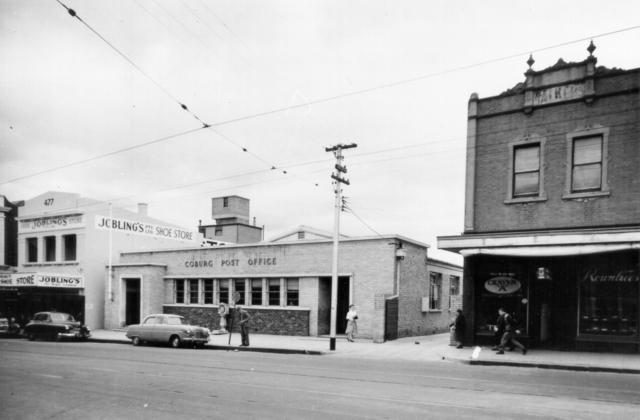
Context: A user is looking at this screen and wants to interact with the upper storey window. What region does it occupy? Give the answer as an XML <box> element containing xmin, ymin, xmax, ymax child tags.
<box><xmin>513</xmin><ymin>144</ymin><xmax>540</xmax><ymax>197</ymax></box>
<box><xmin>563</xmin><ymin>127</ymin><xmax>609</xmax><ymax>200</ymax></box>
<box><xmin>572</xmin><ymin>136</ymin><xmax>602</xmax><ymax>192</ymax></box>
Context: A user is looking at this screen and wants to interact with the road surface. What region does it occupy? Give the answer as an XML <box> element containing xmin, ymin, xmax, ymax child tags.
<box><xmin>1</xmin><ymin>339</ymin><xmax>638</xmax><ymax>419</ymax></box>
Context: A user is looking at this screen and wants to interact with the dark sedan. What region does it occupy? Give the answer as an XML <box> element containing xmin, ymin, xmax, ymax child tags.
<box><xmin>24</xmin><ymin>312</ymin><xmax>91</xmax><ymax>341</ymax></box>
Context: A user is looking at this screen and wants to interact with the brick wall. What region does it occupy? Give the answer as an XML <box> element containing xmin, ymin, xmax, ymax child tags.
<box><xmin>472</xmin><ymin>71</ymin><xmax>640</xmax><ymax>233</ymax></box>
<box><xmin>164</xmin><ymin>305</ymin><xmax>310</xmax><ymax>336</ymax></box>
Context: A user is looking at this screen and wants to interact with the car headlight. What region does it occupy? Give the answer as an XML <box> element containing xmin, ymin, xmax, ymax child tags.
<box><xmin>64</xmin><ymin>325</ymin><xmax>70</xmax><ymax>330</ymax></box>
<box><xmin>182</xmin><ymin>329</ymin><xmax>194</xmax><ymax>336</ymax></box>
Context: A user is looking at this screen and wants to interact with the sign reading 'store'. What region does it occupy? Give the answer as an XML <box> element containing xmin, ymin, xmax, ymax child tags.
<box><xmin>95</xmin><ymin>216</ymin><xmax>196</xmax><ymax>242</ymax></box>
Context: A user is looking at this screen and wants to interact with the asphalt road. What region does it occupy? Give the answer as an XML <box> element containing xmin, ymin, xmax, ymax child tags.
<box><xmin>1</xmin><ymin>339</ymin><xmax>639</xmax><ymax>420</ymax></box>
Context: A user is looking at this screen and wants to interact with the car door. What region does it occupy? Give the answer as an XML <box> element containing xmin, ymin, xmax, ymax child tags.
<box><xmin>137</xmin><ymin>316</ymin><xmax>158</xmax><ymax>342</ymax></box>
<box><xmin>153</xmin><ymin>315</ymin><xmax>170</xmax><ymax>342</ymax></box>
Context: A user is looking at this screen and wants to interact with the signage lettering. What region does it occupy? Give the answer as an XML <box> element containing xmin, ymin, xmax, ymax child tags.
<box><xmin>182</xmin><ymin>256</ymin><xmax>278</xmax><ymax>268</ymax></box>
<box><xmin>0</xmin><ymin>273</ymin><xmax>84</xmax><ymax>288</ymax></box>
<box><xmin>19</xmin><ymin>215</ymin><xmax>83</xmax><ymax>233</ymax></box>
<box><xmin>583</xmin><ymin>269</ymin><xmax>640</xmax><ymax>283</ymax></box>
<box><xmin>532</xmin><ymin>83</ymin><xmax>585</xmax><ymax>106</ymax></box>
<box><xmin>95</xmin><ymin>216</ymin><xmax>196</xmax><ymax>242</ymax></box>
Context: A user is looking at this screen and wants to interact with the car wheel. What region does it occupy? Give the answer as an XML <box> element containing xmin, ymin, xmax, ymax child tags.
<box><xmin>169</xmin><ymin>336</ymin><xmax>181</xmax><ymax>348</ymax></box>
<box><xmin>27</xmin><ymin>333</ymin><xmax>35</xmax><ymax>341</ymax></box>
<box><xmin>132</xmin><ymin>336</ymin><xmax>141</xmax><ymax>346</ymax></box>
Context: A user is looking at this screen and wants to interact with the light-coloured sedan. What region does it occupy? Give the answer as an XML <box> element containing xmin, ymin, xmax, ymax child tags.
<box><xmin>126</xmin><ymin>314</ymin><xmax>210</xmax><ymax>348</ymax></box>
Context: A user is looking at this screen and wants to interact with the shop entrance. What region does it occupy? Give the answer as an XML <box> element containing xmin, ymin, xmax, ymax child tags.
<box><xmin>124</xmin><ymin>278</ymin><xmax>140</xmax><ymax>326</ymax></box>
<box><xmin>318</xmin><ymin>276</ymin><xmax>350</xmax><ymax>335</ymax></box>
<box><xmin>0</xmin><ymin>288</ymin><xmax>84</xmax><ymax>327</ymax></box>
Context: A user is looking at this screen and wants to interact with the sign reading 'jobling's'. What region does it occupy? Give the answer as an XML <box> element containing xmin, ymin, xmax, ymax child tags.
<box><xmin>95</xmin><ymin>216</ymin><xmax>196</xmax><ymax>242</ymax></box>
<box><xmin>0</xmin><ymin>273</ymin><xmax>84</xmax><ymax>288</ymax></box>
<box><xmin>19</xmin><ymin>214</ymin><xmax>84</xmax><ymax>233</ymax></box>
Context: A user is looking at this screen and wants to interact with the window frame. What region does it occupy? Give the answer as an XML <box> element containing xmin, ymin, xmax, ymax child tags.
<box><xmin>62</xmin><ymin>234</ymin><xmax>77</xmax><ymax>262</ymax></box>
<box><xmin>251</xmin><ymin>279</ymin><xmax>263</xmax><ymax>306</ymax></box>
<box><xmin>268</xmin><ymin>278</ymin><xmax>281</xmax><ymax>306</ymax></box>
<box><xmin>188</xmin><ymin>279</ymin><xmax>199</xmax><ymax>304</ymax></box>
<box><xmin>26</xmin><ymin>237</ymin><xmax>38</xmax><ymax>263</ymax></box>
<box><xmin>504</xmin><ymin>136</ymin><xmax>547</xmax><ymax>204</ymax></box>
<box><xmin>44</xmin><ymin>236</ymin><xmax>56</xmax><ymax>262</ymax></box>
<box><xmin>429</xmin><ymin>272</ymin><xmax>443</xmax><ymax>311</ymax></box>
<box><xmin>175</xmin><ymin>279</ymin><xmax>185</xmax><ymax>304</ymax></box>
<box><xmin>563</xmin><ymin>127</ymin><xmax>610</xmax><ymax>200</ymax></box>
<box><xmin>286</xmin><ymin>278</ymin><xmax>299</xmax><ymax>306</ymax></box>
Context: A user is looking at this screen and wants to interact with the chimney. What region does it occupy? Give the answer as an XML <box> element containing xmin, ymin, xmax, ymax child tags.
<box><xmin>137</xmin><ymin>203</ymin><xmax>148</xmax><ymax>216</ymax></box>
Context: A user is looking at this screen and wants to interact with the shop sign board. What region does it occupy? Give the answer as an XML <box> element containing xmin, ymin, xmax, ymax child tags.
<box><xmin>95</xmin><ymin>215</ymin><xmax>197</xmax><ymax>242</ymax></box>
<box><xmin>183</xmin><ymin>256</ymin><xmax>278</xmax><ymax>269</ymax></box>
<box><xmin>532</xmin><ymin>83</ymin><xmax>585</xmax><ymax>106</ymax></box>
<box><xmin>19</xmin><ymin>214</ymin><xmax>84</xmax><ymax>233</ymax></box>
<box><xmin>583</xmin><ymin>269</ymin><xmax>640</xmax><ymax>283</ymax></box>
<box><xmin>485</xmin><ymin>276</ymin><xmax>521</xmax><ymax>294</ymax></box>
<box><xmin>0</xmin><ymin>273</ymin><xmax>84</xmax><ymax>288</ymax></box>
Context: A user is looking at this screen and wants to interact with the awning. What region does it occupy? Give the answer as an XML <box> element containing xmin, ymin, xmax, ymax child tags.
<box><xmin>460</xmin><ymin>243</ymin><xmax>640</xmax><ymax>257</ymax></box>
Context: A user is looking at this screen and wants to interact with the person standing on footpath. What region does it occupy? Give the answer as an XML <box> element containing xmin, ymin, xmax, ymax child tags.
<box><xmin>239</xmin><ymin>307</ymin><xmax>251</xmax><ymax>347</ymax></box>
<box><xmin>450</xmin><ymin>309</ymin><xmax>466</xmax><ymax>349</ymax></box>
<box><xmin>345</xmin><ymin>304</ymin><xmax>358</xmax><ymax>342</ymax></box>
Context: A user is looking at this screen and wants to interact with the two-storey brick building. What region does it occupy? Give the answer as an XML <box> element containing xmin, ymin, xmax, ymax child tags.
<box><xmin>439</xmin><ymin>43</ymin><xmax>640</xmax><ymax>353</ymax></box>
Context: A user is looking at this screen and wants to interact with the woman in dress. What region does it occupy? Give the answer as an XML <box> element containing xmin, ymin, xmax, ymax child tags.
<box><xmin>345</xmin><ymin>304</ymin><xmax>358</xmax><ymax>342</ymax></box>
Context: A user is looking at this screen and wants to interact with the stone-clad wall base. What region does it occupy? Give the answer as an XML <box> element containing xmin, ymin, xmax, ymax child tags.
<box><xmin>164</xmin><ymin>306</ymin><xmax>310</xmax><ymax>336</ymax></box>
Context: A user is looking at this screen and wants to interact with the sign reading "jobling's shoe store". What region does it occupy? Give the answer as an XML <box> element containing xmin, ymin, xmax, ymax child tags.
<box><xmin>0</xmin><ymin>272</ymin><xmax>84</xmax><ymax>288</ymax></box>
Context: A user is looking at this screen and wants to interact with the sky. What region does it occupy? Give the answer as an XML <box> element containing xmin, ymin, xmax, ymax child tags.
<box><xmin>1</xmin><ymin>0</ymin><xmax>640</xmax><ymax>265</ymax></box>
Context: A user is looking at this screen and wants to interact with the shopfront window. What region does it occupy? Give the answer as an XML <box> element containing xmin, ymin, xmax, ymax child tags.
<box><xmin>251</xmin><ymin>279</ymin><xmax>262</xmax><ymax>305</ymax></box>
<box><xmin>268</xmin><ymin>279</ymin><xmax>280</xmax><ymax>306</ymax></box>
<box><xmin>27</xmin><ymin>238</ymin><xmax>38</xmax><ymax>263</ymax></box>
<box><xmin>234</xmin><ymin>279</ymin><xmax>246</xmax><ymax>305</ymax></box>
<box><xmin>579</xmin><ymin>269</ymin><xmax>639</xmax><ymax>338</ymax></box>
<box><xmin>286</xmin><ymin>278</ymin><xmax>299</xmax><ymax>306</ymax></box>
<box><xmin>44</xmin><ymin>236</ymin><xmax>56</xmax><ymax>262</ymax></box>
<box><xmin>476</xmin><ymin>272</ymin><xmax>528</xmax><ymax>336</ymax></box>
<box><xmin>63</xmin><ymin>234</ymin><xmax>77</xmax><ymax>261</ymax></box>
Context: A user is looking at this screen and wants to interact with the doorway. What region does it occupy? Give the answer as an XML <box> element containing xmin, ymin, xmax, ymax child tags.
<box><xmin>124</xmin><ymin>278</ymin><xmax>141</xmax><ymax>326</ymax></box>
<box><xmin>318</xmin><ymin>276</ymin><xmax>350</xmax><ymax>335</ymax></box>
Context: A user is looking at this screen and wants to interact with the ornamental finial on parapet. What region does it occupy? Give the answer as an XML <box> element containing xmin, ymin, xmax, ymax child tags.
<box><xmin>587</xmin><ymin>40</ymin><xmax>596</xmax><ymax>57</ymax></box>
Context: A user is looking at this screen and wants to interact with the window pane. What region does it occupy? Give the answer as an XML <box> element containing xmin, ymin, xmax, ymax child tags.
<box><xmin>514</xmin><ymin>172</ymin><xmax>539</xmax><ymax>196</ymax></box>
<box><xmin>286</xmin><ymin>279</ymin><xmax>299</xmax><ymax>306</ymax></box>
<box><xmin>44</xmin><ymin>236</ymin><xmax>56</xmax><ymax>262</ymax></box>
<box><xmin>27</xmin><ymin>238</ymin><xmax>38</xmax><ymax>263</ymax></box>
<box><xmin>63</xmin><ymin>234</ymin><xmax>76</xmax><ymax>261</ymax></box>
<box><xmin>189</xmin><ymin>279</ymin><xmax>199</xmax><ymax>304</ymax></box>
<box><xmin>573</xmin><ymin>164</ymin><xmax>601</xmax><ymax>191</ymax></box>
<box><xmin>514</xmin><ymin>146</ymin><xmax>539</xmax><ymax>172</ymax></box>
<box><xmin>175</xmin><ymin>280</ymin><xmax>185</xmax><ymax>304</ymax></box>
<box><xmin>450</xmin><ymin>276</ymin><xmax>460</xmax><ymax>295</ymax></box>
<box><xmin>574</xmin><ymin>137</ymin><xmax>602</xmax><ymax>165</ymax></box>
<box><xmin>429</xmin><ymin>273</ymin><xmax>442</xmax><ymax>310</ymax></box>
<box><xmin>203</xmin><ymin>280</ymin><xmax>213</xmax><ymax>304</ymax></box>
<box><xmin>234</xmin><ymin>280</ymin><xmax>246</xmax><ymax>305</ymax></box>
<box><xmin>219</xmin><ymin>280</ymin><xmax>229</xmax><ymax>304</ymax></box>
<box><xmin>251</xmin><ymin>279</ymin><xmax>262</xmax><ymax>305</ymax></box>
<box><xmin>268</xmin><ymin>279</ymin><xmax>280</xmax><ymax>306</ymax></box>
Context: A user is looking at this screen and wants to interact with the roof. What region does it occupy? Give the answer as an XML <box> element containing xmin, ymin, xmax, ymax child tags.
<box><xmin>268</xmin><ymin>225</ymin><xmax>349</xmax><ymax>242</ymax></box>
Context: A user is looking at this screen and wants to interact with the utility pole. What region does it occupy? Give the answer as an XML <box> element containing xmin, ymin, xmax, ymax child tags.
<box><xmin>325</xmin><ymin>142</ymin><xmax>357</xmax><ymax>350</ymax></box>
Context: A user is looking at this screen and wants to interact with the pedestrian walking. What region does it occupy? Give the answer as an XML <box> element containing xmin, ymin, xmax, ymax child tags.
<box><xmin>239</xmin><ymin>307</ymin><xmax>251</xmax><ymax>347</ymax></box>
<box><xmin>345</xmin><ymin>304</ymin><xmax>358</xmax><ymax>342</ymax></box>
<box><xmin>450</xmin><ymin>309</ymin><xmax>466</xmax><ymax>349</ymax></box>
<box><xmin>493</xmin><ymin>308</ymin><xmax>527</xmax><ymax>355</ymax></box>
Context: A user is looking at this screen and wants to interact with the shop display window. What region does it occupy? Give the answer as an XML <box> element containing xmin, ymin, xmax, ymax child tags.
<box><xmin>579</xmin><ymin>270</ymin><xmax>638</xmax><ymax>338</ymax></box>
<box><xmin>476</xmin><ymin>272</ymin><xmax>529</xmax><ymax>336</ymax></box>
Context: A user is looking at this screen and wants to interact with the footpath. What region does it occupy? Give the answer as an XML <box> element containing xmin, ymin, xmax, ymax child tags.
<box><xmin>90</xmin><ymin>329</ymin><xmax>640</xmax><ymax>374</ymax></box>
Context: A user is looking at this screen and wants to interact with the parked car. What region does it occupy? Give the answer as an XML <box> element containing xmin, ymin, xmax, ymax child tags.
<box><xmin>126</xmin><ymin>314</ymin><xmax>210</xmax><ymax>348</ymax></box>
<box><xmin>0</xmin><ymin>316</ymin><xmax>21</xmax><ymax>337</ymax></box>
<box><xmin>24</xmin><ymin>312</ymin><xmax>91</xmax><ymax>341</ymax></box>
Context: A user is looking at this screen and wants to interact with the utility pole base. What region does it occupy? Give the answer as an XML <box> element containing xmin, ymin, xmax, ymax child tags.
<box><xmin>330</xmin><ymin>337</ymin><xmax>336</xmax><ymax>351</ymax></box>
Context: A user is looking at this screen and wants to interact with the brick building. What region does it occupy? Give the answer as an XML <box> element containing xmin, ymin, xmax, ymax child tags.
<box><xmin>439</xmin><ymin>44</ymin><xmax>640</xmax><ymax>352</ymax></box>
<box><xmin>198</xmin><ymin>196</ymin><xmax>263</xmax><ymax>244</ymax></box>
<box><xmin>105</xmin><ymin>232</ymin><xmax>462</xmax><ymax>342</ymax></box>
<box><xmin>0</xmin><ymin>191</ymin><xmax>202</xmax><ymax>329</ymax></box>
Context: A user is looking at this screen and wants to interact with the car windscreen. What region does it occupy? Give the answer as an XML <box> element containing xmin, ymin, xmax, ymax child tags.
<box><xmin>50</xmin><ymin>313</ymin><xmax>74</xmax><ymax>322</ymax></box>
<box><xmin>165</xmin><ymin>317</ymin><xmax>186</xmax><ymax>325</ymax></box>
